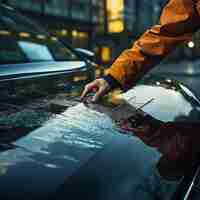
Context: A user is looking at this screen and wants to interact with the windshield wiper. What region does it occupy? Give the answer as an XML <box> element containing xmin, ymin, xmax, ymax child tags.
<box><xmin>135</xmin><ymin>98</ymin><xmax>155</xmax><ymax>111</ymax></box>
<box><xmin>112</xmin><ymin>97</ymin><xmax>154</xmax><ymax>113</ymax></box>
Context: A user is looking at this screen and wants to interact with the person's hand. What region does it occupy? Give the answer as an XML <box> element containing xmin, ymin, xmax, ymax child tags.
<box><xmin>80</xmin><ymin>78</ymin><xmax>111</xmax><ymax>103</ymax></box>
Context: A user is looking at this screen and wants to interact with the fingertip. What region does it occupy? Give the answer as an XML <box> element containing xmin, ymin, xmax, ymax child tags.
<box><xmin>92</xmin><ymin>94</ymin><xmax>99</xmax><ymax>103</ymax></box>
<box><xmin>91</xmin><ymin>97</ymin><xmax>96</xmax><ymax>102</ymax></box>
<box><xmin>80</xmin><ymin>93</ymin><xmax>84</xmax><ymax>101</ymax></box>
<box><xmin>80</xmin><ymin>88</ymin><xmax>88</xmax><ymax>100</ymax></box>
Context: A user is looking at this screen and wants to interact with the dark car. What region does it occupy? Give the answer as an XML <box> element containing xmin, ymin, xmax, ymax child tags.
<box><xmin>0</xmin><ymin>4</ymin><xmax>95</xmax><ymax>86</ymax></box>
<box><xmin>1</xmin><ymin>4</ymin><xmax>200</xmax><ymax>200</ymax></box>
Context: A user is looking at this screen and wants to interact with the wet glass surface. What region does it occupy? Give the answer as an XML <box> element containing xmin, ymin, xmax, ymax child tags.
<box><xmin>0</xmin><ymin>99</ymin><xmax>183</xmax><ymax>199</ymax></box>
<box><xmin>1</xmin><ymin>73</ymin><xmax>200</xmax><ymax>199</ymax></box>
<box><xmin>0</xmin><ymin>92</ymin><xmax>118</xmax><ymax>198</ymax></box>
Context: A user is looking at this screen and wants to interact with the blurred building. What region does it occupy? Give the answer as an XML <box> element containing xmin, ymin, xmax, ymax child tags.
<box><xmin>104</xmin><ymin>0</ymin><xmax>199</xmax><ymax>65</ymax></box>
<box><xmin>101</xmin><ymin>0</ymin><xmax>166</xmax><ymax>65</ymax></box>
<box><xmin>1</xmin><ymin>0</ymin><xmax>198</xmax><ymax>65</ymax></box>
<box><xmin>4</xmin><ymin>0</ymin><xmax>104</xmax><ymax>48</ymax></box>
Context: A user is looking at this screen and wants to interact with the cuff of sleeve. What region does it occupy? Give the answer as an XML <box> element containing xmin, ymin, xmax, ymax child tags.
<box><xmin>102</xmin><ymin>74</ymin><xmax>121</xmax><ymax>90</ymax></box>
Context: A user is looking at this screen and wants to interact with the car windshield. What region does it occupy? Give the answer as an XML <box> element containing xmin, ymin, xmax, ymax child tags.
<box><xmin>0</xmin><ymin>6</ymin><xmax>79</xmax><ymax>64</ymax></box>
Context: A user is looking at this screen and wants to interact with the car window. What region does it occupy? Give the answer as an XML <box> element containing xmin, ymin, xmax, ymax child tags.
<box><xmin>0</xmin><ymin>7</ymin><xmax>79</xmax><ymax>64</ymax></box>
<box><xmin>18</xmin><ymin>41</ymin><xmax>54</xmax><ymax>61</ymax></box>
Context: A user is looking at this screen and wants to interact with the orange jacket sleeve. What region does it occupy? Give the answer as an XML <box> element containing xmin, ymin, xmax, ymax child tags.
<box><xmin>106</xmin><ymin>0</ymin><xmax>200</xmax><ymax>89</ymax></box>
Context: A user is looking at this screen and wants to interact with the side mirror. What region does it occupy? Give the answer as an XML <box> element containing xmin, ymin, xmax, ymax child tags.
<box><xmin>75</xmin><ymin>48</ymin><xmax>95</xmax><ymax>61</ymax></box>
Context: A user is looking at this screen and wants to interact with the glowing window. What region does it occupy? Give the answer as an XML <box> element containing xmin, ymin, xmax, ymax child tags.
<box><xmin>101</xmin><ymin>47</ymin><xmax>111</xmax><ymax>62</ymax></box>
<box><xmin>107</xmin><ymin>0</ymin><xmax>124</xmax><ymax>33</ymax></box>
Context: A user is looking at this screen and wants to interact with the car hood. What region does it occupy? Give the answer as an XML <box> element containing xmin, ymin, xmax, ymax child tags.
<box><xmin>123</xmin><ymin>76</ymin><xmax>200</xmax><ymax>123</ymax></box>
<box><xmin>0</xmin><ymin>103</ymin><xmax>117</xmax><ymax>199</ymax></box>
<box><xmin>0</xmin><ymin>61</ymin><xmax>87</xmax><ymax>81</ymax></box>
<box><xmin>1</xmin><ymin>75</ymin><xmax>199</xmax><ymax>199</ymax></box>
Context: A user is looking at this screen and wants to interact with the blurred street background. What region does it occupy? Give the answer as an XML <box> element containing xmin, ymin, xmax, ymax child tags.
<box><xmin>2</xmin><ymin>0</ymin><xmax>200</xmax><ymax>96</ymax></box>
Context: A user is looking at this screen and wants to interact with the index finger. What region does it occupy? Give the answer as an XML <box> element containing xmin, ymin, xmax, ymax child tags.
<box><xmin>80</xmin><ymin>82</ymin><xmax>97</xmax><ymax>100</ymax></box>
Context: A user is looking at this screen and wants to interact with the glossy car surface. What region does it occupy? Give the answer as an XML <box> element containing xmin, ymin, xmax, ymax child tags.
<box><xmin>1</xmin><ymin>4</ymin><xmax>200</xmax><ymax>200</ymax></box>
<box><xmin>1</xmin><ymin>69</ymin><xmax>200</xmax><ymax>200</ymax></box>
<box><xmin>0</xmin><ymin>4</ymin><xmax>95</xmax><ymax>83</ymax></box>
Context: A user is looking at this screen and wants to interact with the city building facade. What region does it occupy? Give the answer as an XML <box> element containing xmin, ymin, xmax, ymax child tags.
<box><xmin>1</xmin><ymin>0</ymin><xmax>198</xmax><ymax>65</ymax></box>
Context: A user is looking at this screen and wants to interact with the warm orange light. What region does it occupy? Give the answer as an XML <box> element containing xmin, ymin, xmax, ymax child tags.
<box><xmin>72</xmin><ymin>30</ymin><xmax>78</xmax><ymax>37</ymax></box>
<box><xmin>72</xmin><ymin>30</ymin><xmax>88</xmax><ymax>38</ymax></box>
<box><xmin>73</xmin><ymin>76</ymin><xmax>87</xmax><ymax>82</ymax></box>
<box><xmin>108</xmin><ymin>20</ymin><xmax>124</xmax><ymax>33</ymax></box>
<box><xmin>78</xmin><ymin>32</ymin><xmax>88</xmax><ymax>38</ymax></box>
<box><xmin>107</xmin><ymin>0</ymin><xmax>124</xmax><ymax>33</ymax></box>
<box><xmin>107</xmin><ymin>0</ymin><xmax>124</xmax><ymax>13</ymax></box>
<box><xmin>102</xmin><ymin>47</ymin><xmax>111</xmax><ymax>62</ymax></box>
<box><xmin>19</xmin><ymin>32</ymin><xmax>30</xmax><ymax>38</ymax></box>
